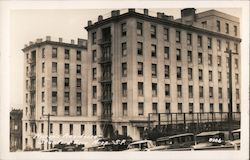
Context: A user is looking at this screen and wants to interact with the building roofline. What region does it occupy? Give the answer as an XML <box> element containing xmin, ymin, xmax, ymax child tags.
<box><xmin>22</xmin><ymin>39</ymin><xmax>87</xmax><ymax>52</ymax></box>
<box><xmin>85</xmin><ymin>10</ymin><xmax>241</xmax><ymax>42</ymax></box>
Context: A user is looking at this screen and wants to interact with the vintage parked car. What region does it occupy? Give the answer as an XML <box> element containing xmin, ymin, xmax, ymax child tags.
<box><xmin>156</xmin><ymin>133</ymin><xmax>195</xmax><ymax>151</ymax></box>
<box><xmin>192</xmin><ymin>131</ymin><xmax>234</xmax><ymax>150</ymax></box>
<box><xmin>124</xmin><ymin>140</ymin><xmax>167</xmax><ymax>151</ymax></box>
<box><xmin>228</xmin><ymin>129</ymin><xmax>240</xmax><ymax>150</ymax></box>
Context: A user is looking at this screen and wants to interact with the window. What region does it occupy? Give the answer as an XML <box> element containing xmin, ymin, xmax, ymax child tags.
<box><xmin>202</xmin><ymin>21</ymin><xmax>207</xmax><ymax>28</ymax></box>
<box><xmin>42</xmin><ymin>77</ymin><xmax>45</xmax><ymax>87</ymax></box>
<box><xmin>58</xmin><ymin>124</ymin><xmax>63</xmax><ymax>135</ymax></box>
<box><xmin>92</xmin><ymin>125</ymin><xmax>97</xmax><ymax>136</ymax></box>
<box><xmin>41</xmin><ymin>123</ymin><xmax>44</xmax><ymax>133</ymax></box>
<box><xmin>235</xmin><ymin>59</ymin><xmax>238</xmax><ymax>69</ymax></box>
<box><xmin>198</xmin><ymin>35</ymin><xmax>202</xmax><ymax>47</ymax></box>
<box><xmin>165</xmin><ymin>84</ymin><xmax>170</xmax><ymax>96</ymax></box>
<box><xmin>226</xmin><ymin>57</ymin><xmax>230</xmax><ymax>68</ymax></box>
<box><xmin>235</xmin><ymin>73</ymin><xmax>239</xmax><ymax>84</ymax></box>
<box><xmin>42</xmin><ymin>92</ymin><xmax>45</xmax><ymax>102</ymax></box>
<box><xmin>165</xmin><ymin>65</ymin><xmax>170</xmax><ymax>79</ymax></box>
<box><xmin>210</xmin><ymin>104</ymin><xmax>214</xmax><ymax>113</ymax></box>
<box><xmin>219</xmin><ymin>88</ymin><xmax>223</xmax><ymax>99</ymax></box>
<box><xmin>122</xmin><ymin>43</ymin><xmax>127</xmax><ymax>56</ymax></box>
<box><xmin>52</xmin><ymin>92</ymin><xmax>57</xmax><ymax>103</ymax></box>
<box><xmin>42</xmin><ymin>48</ymin><xmax>45</xmax><ymax>58</ymax></box>
<box><xmin>25</xmin><ymin>123</ymin><xmax>28</xmax><ymax>131</ymax></box>
<box><xmin>189</xmin><ymin>86</ymin><xmax>193</xmax><ymax>98</ymax></box>
<box><xmin>208</xmin><ymin>37</ymin><xmax>212</xmax><ymax>49</ymax></box>
<box><xmin>152</xmin><ymin>103</ymin><xmax>158</xmax><ymax>113</ymax></box>
<box><xmin>52</xmin><ymin>62</ymin><xmax>57</xmax><ymax>73</ymax></box>
<box><xmin>76</xmin><ymin>78</ymin><xmax>81</xmax><ymax>89</ymax></box>
<box><xmin>76</xmin><ymin>50</ymin><xmax>81</xmax><ymax>61</ymax></box>
<box><xmin>199</xmin><ymin>69</ymin><xmax>203</xmax><ymax>81</ymax></box>
<box><xmin>122</xmin><ymin>63</ymin><xmax>127</xmax><ymax>77</ymax></box>
<box><xmin>176</xmin><ymin>31</ymin><xmax>181</xmax><ymax>43</ymax></box>
<box><xmin>137</xmin><ymin>42</ymin><xmax>143</xmax><ymax>55</ymax></box>
<box><xmin>26</xmin><ymin>94</ymin><xmax>28</xmax><ymax>103</ymax></box>
<box><xmin>92</xmin><ymin>50</ymin><xmax>97</xmax><ymax>62</ymax></box>
<box><xmin>138</xmin><ymin>103</ymin><xmax>144</xmax><ymax>115</ymax></box>
<box><xmin>122</xmin><ymin>126</ymin><xmax>127</xmax><ymax>136</ymax></box>
<box><xmin>165</xmin><ymin>103</ymin><xmax>171</xmax><ymax>113</ymax></box>
<box><xmin>234</xmin><ymin>26</ymin><xmax>237</xmax><ymax>36</ymax></box>
<box><xmin>209</xmin><ymin>71</ymin><xmax>213</xmax><ymax>81</ymax></box>
<box><xmin>209</xmin><ymin>87</ymin><xmax>213</xmax><ymax>98</ymax></box>
<box><xmin>187</xmin><ymin>33</ymin><xmax>192</xmax><ymax>45</ymax></box>
<box><xmin>76</xmin><ymin>65</ymin><xmax>81</xmax><ymax>74</ymax></box>
<box><xmin>236</xmin><ymin>89</ymin><xmax>240</xmax><ymax>99</ymax></box>
<box><xmin>81</xmin><ymin>125</ymin><xmax>85</xmax><ymax>135</ymax></box>
<box><xmin>163</xmin><ymin>28</ymin><xmax>169</xmax><ymax>41</ymax></box>
<box><xmin>216</xmin><ymin>20</ymin><xmax>221</xmax><ymax>32</ymax></box>
<box><xmin>177</xmin><ymin>67</ymin><xmax>182</xmax><ymax>79</ymax></box>
<box><xmin>189</xmin><ymin>103</ymin><xmax>193</xmax><ymax>113</ymax></box>
<box><xmin>52</xmin><ymin>77</ymin><xmax>57</xmax><ymax>88</ymax></box>
<box><xmin>92</xmin><ymin>32</ymin><xmax>97</xmax><ymax>44</ymax></box>
<box><xmin>69</xmin><ymin>124</ymin><xmax>73</xmax><ymax>135</ymax></box>
<box><xmin>52</xmin><ymin>48</ymin><xmax>57</xmax><ymax>58</ymax></box>
<box><xmin>151</xmin><ymin>25</ymin><xmax>156</xmax><ymax>38</ymax></box>
<box><xmin>176</xmin><ymin>49</ymin><xmax>181</xmax><ymax>61</ymax></box>
<box><xmin>138</xmin><ymin>62</ymin><xmax>143</xmax><ymax>76</ymax></box>
<box><xmin>137</xmin><ymin>22</ymin><xmax>143</xmax><ymax>36</ymax></box>
<box><xmin>164</xmin><ymin>47</ymin><xmax>169</xmax><ymax>59</ymax></box>
<box><xmin>92</xmin><ymin>68</ymin><xmax>97</xmax><ymax>80</ymax></box>
<box><xmin>152</xmin><ymin>83</ymin><xmax>157</xmax><ymax>97</ymax></box>
<box><xmin>188</xmin><ymin>68</ymin><xmax>192</xmax><ymax>80</ymax></box>
<box><xmin>177</xmin><ymin>85</ymin><xmax>182</xmax><ymax>97</ymax></box>
<box><xmin>52</xmin><ymin>106</ymin><xmax>57</xmax><ymax>115</ymax></box>
<box><xmin>225</xmin><ymin>23</ymin><xmax>229</xmax><ymax>34</ymax></box>
<box><xmin>65</xmin><ymin>49</ymin><xmax>70</xmax><ymax>59</ymax></box>
<box><xmin>77</xmin><ymin>92</ymin><xmax>81</xmax><ymax>104</ymax></box>
<box><xmin>50</xmin><ymin>123</ymin><xmax>53</xmax><ymax>134</ymax></box>
<box><xmin>121</xmin><ymin>23</ymin><xmax>126</xmax><ymax>36</ymax></box>
<box><xmin>199</xmin><ymin>86</ymin><xmax>203</xmax><ymax>98</ymax></box>
<box><xmin>92</xmin><ymin>86</ymin><xmax>97</xmax><ymax>98</ymax></box>
<box><xmin>234</xmin><ymin>43</ymin><xmax>238</xmax><ymax>53</ymax></box>
<box><xmin>151</xmin><ymin>45</ymin><xmax>157</xmax><ymax>57</ymax></box>
<box><xmin>64</xmin><ymin>78</ymin><xmax>70</xmax><ymax>89</ymax></box>
<box><xmin>152</xmin><ymin>64</ymin><xmax>157</xmax><ymax>77</ymax></box>
<box><xmin>187</xmin><ymin>51</ymin><xmax>192</xmax><ymax>63</ymax></box>
<box><xmin>217</xmin><ymin>56</ymin><xmax>222</xmax><ymax>66</ymax></box>
<box><xmin>122</xmin><ymin>83</ymin><xmax>127</xmax><ymax>97</ymax></box>
<box><xmin>42</xmin><ymin>62</ymin><xmax>45</xmax><ymax>73</ymax></box>
<box><xmin>77</xmin><ymin>106</ymin><xmax>82</xmax><ymax>116</ymax></box>
<box><xmin>198</xmin><ymin>52</ymin><xmax>203</xmax><ymax>64</ymax></box>
<box><xmin>200</xmin><ymin>103</ymin><xmax>204</xmax><ymax>113</ymax></box>
<box><xmin>64</xmin><ymin>92</ymin><xmax>70</xmax><ymax>103</ymax></box>
<box><xmin>138</xmin><ymin>82</ymin><xmax>144</xmax><ymax>96</ymax></box>
<box><xmin>65</xmin><ymin>64</ymin><xmax>70</xmax><ymax>74</ymax></box>
<box><xmin>226</xmin><ymin>41</ymin><xmax>230</xmax><ymax>50</ymax></box>
<box><xmin>92</xmin><ymin>104</ymin><xmax>97</xmax><ymax>116</ymax></box>
<box><xmin>64</xmin><ymin>106</ymin><xmax>69</xmax><ymax>115</ymax></box>
<box><xmin>236</xmin><ymin>104</ymin><xmax>240</xmax><ymax>112</ymax></box>
<box><xmin>217</xmin><ymin>40</ymin><xmax>221</xmax><ymax>51</ymax></box>
<box><xmin>218</xmin><ymin>103</ymin><xmax>223</xmax><ymax>113</ymax></box>
<box><xmin>122</xmin><ymin>103</ymin><xmax>127</xmax><ymax>116</ymax></box>
<box><xmin>208</xmin><ymin>54</ymin><xmax>212</xmax><ymax>65</ymax></box>
<box><xmin>178</xmin><ymin>103</ymin><xmax>182</xmax><ymax>113</ymax></box>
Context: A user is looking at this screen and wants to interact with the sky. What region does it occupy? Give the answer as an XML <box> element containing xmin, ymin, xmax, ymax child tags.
<box><xmin>10</xmin><ymin>8</ymin><xmax>241</xmax><ymax>109</ymax></box>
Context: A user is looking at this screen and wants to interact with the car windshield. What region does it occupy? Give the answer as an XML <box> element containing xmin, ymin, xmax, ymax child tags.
<box><xmin>232</xmin><ymin>132</ymin><xmax>240</xmax><ymax>140</ymax></box>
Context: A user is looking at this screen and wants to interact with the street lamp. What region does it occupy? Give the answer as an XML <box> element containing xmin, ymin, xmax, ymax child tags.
<box><xmin>43</xmin><ymin>113</ymin><xmax>55</xmax><ymax>150</ymax></box>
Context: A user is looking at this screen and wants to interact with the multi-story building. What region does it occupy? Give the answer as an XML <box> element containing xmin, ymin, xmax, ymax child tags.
<box><xmin>10</xmin><ymin>109</ymin><xmax>23</xmax><ymax>151</ymax></box>
<box><xmin>22</xmin><ymin>37</ymin><xmax>88</xmax><ymax>150</ymax></box>
<box><xmin>85</xmin><ymin>8</ymin><xmax>241</xmax><ymax>140</ymax></box>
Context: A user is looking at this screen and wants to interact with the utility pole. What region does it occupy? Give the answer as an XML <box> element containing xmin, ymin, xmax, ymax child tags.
<box><xmin>225</xmin><ymin>48</ymin><xmax>237</xmax><ymax>140</ymax></box>
<box><xmin>43</xmin><ymin>114</ymin><xmax>54</xmax><ymax>150</ymax></box>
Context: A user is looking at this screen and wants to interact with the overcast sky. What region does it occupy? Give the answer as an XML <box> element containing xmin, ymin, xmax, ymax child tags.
<box><xmin>10</xmin><ymin>8</ymin><xmax>241</xmax><ymax>109</ymax></box>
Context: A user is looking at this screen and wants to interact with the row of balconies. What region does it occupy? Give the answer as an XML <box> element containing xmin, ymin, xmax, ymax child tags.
<box><xmin>97</xmin><ymin>35</ymin><xmax>112</xmax><ymax>45</ymax></box>
<box><xmin>27</xmin><ymin>58</ymin><xmax>36</xmax><ymax>64</ymax></box>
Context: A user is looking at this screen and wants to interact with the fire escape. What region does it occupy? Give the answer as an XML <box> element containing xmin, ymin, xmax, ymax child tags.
<box><xmin>98</xmin><ymin>27</ymin><xmax>113</xmax><ymax>137</ymax></box>
<box><xmin>28</xmin><ymin>50</ymin><xmax>37</xmax><ymax>136</ymax></box>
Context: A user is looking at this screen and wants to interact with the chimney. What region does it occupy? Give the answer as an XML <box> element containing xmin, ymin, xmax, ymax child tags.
<box><xmin>98</xmin><ymin>15</ymin><xmax>103</xmax><ymax>21</ymax></box>
<box><xmin>77</xmin><ymin>38</ymin><xmax>84</xmax><ymax>46</ymax></box>
<box><xmin>24</xmin><ymin>44</ymin><xmax>28</xmax><ymax>48</ymax></box>
<box><xmin>111</xmin><ymin>10</ymin><xmax>120</xmax><ymax>17</ymax></box>
<box><xmin>157</xmin><ymin>12</ymin><xmax>164</xmax><ymax>18</ymax></box>
<box><xmin>163</xmin><ymin>15</ymin><xmax>174</xmax><ymax>21</ymax></box>
<box><xmin>71</xmin><ymin>39</ymin><xmax>75</xmax><ymax>44</ymax></box>
<box><xmin>128</xmin><ymin>8</ymin><xmax>135</xmax><ymax>12</ymax></box>
<box><xmin>29</xmin><ymin>41</ymin><xmax>33</xmax><ymax>45</ymax></box>
<box><xmin>46</xmin><ymin>36</ymin><xmax>51</xmax><ymax>41</ymax></box>
<box><xmin>181</xmin><ymin>8</ymin><xmax>196</xmax><ymax>18</ymax></box>
<box><xmin>59</xmin><ymin>38</ymin><xmax>63</xmax><ymax>43</ymax></box>
<box><xmin>144</xmin><ymin>9</ymin><xmax>149</xmax><ymax>15</ymax></box>
<box><xmin>88</xmin><ymin>20</ymin><xmax>92</xmax><ymax>26</ymax></box>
